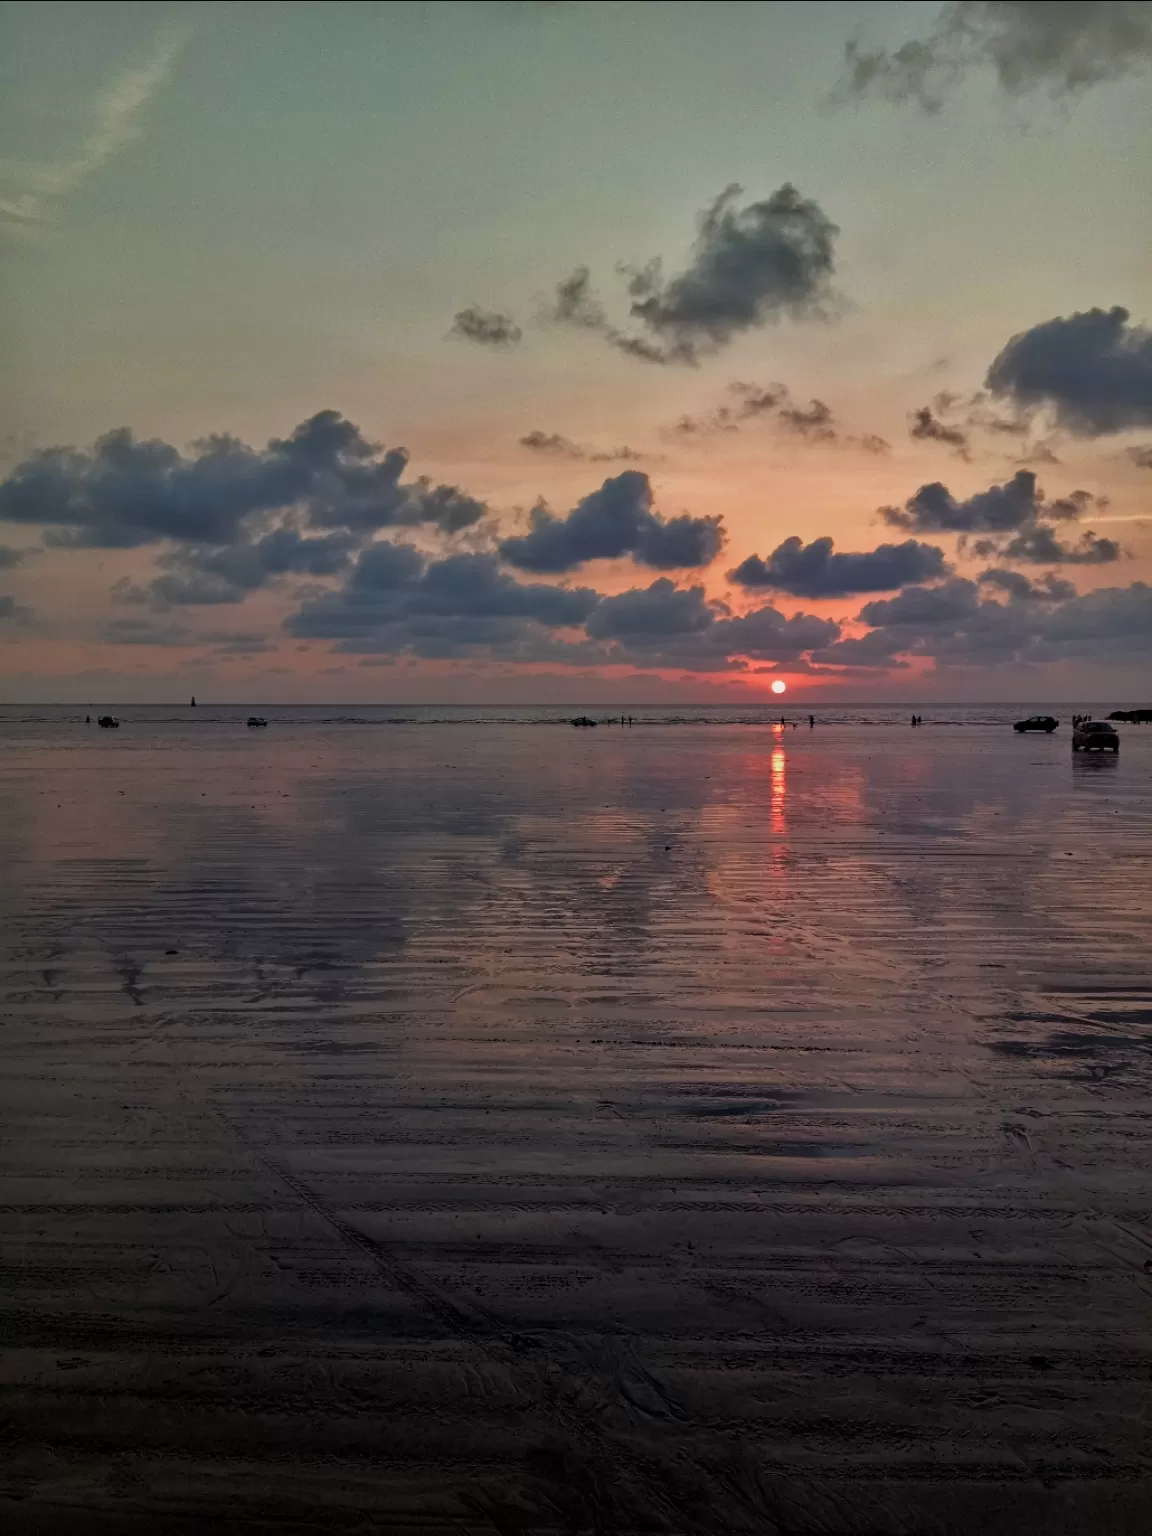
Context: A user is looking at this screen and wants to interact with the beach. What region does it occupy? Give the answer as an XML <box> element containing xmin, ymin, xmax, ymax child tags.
<box><xmin>1</xmin><ymin>707</ymin><xmax>1150</xmax><ymax>1533</ymax></box>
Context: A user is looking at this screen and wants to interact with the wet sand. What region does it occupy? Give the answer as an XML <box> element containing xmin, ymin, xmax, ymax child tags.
<box><xmin>1</xmin><ymin>719</ymin><xmax>1150</xmax><ymax>1533</ymax></box>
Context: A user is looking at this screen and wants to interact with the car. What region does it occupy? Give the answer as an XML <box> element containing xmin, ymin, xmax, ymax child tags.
<box><xmin>1013</xmin><ymin>715</ymin><xmax>1058</xmax><ymax>733</ymax></box>
<box><xmin>1072</xmin><ymin>721</ymin><xmax>1119</xmax><ymax>753</ymax></box>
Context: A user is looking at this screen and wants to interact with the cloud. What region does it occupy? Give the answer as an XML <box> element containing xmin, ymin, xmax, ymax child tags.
<box><xmin>729</xmin><ymin>536</ymin><xmax>950</xmax><ymax>598</ymax></box>
<box><xmin>667</xmin><ymin>380</ymin><xmax>889</xmax><ymax>453</ymax></box>
<box><xmin>102</xmin><ymin>617</ymin><xmax>274</xmax><ymax>650</ymax></box>
<box><xmin>837</xmin><ymin>2</ymin><xmax>1152</xmax><ymax>114</ymax></box>
<box><xmin>978</xmin><ymin>568</ymin><xmax>1076</xmax><ymax>601</ymax></box>
<box><xmin>0</xmin><ymin>545</ymin><xmax>29</xmax><ymax>569</ymax></box>
<box><xmin>0</xmin><ymin>594</ymin><xmax>33</xmax><ymax>623</ymax></box>
<box><xmin>498</xmin><ymin>470</ymin><xmax>724</xmax><ymax>573</ymax></box>
<box><xmin>583</xmin><ymin>578</ymin><xmax>841</xmax><ymax>670</ymax></box>
<box><xmin>549</xmin><ymin>183</ymin><xmax>838</xmax><ymax>365</ymax></box>
<box><xmin>114</xmin><ymin>526</ymin><xmax>363</xmax><ymax>608</ymax></box>
<box><xmin>859</xmin><ymin>578</ymin><xmax>981</xmax><ymax>629</ymax></box>
<box><xmin>519</xmin><ymin>430</ymin><xmax>644</xmax><ymax>463</ymax></box>
<box><xmin>0</xmin><ymin>28</ymin><xmax>188</xmax><ymax>231</ymax></box>
<box><xmin>1128</xmin><ymin>445</ymin><xmax>1152</xmax><ymax>469</ymax></box>
<box><xmin>986</xmin><ymin>307</ymin><xmax>1152</xmax><ymax>435</ymax></box>
<box><xmin>973</xmin><ymin>525</ymin><xmax>1122</xmax><ymax>565</ymax></box>
<box><xmin>880</xmin><ymin>467</ymin><xmax>1120</xmax><ymax>564</ymax></box>
<box><xmin>585</xmin><ymin>579</ymin><xmax>720</xmax><ymax>641</ymax></box>
<box><xmin>286</xmin><ymin>545</ymin><xmax>603</xmax><ymax>660</ymax></box>
<box><xmin>0</xmin><ymin>410</ymin><xmax>487</xmax><ymax>548</ymax></box>
<box><xmin>450</xmin><ymin>307</ymin><xmax>523</xmax><ymax>347</ymax></box>
<box><xmin>851</xmin><ymin>574</ymin><xmax>1152</xmax><ymax>670</ymax></box>
<box><xmin>909</xmin><ymin>404</ymin><xmax>971</xmax><ymax>457</ymax></box>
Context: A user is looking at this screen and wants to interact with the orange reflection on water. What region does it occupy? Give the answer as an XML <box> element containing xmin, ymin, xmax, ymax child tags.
<box><xmin>770</xmin><ymin>746</ymin><xmax>787</xmax><ymax>838</ymax></box>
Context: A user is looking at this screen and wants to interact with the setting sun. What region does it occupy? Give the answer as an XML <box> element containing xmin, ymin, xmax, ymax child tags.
<box><xmin>771</xmin><ymin>680</ymin><xmax>787</xmax><ymax>695</ymax></box>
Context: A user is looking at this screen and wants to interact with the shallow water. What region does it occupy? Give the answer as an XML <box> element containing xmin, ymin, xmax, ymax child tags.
<box><xmin>1</xmin><ymin>717</ymin><xmax>1150</xmax><ymax>1532</ymax></box>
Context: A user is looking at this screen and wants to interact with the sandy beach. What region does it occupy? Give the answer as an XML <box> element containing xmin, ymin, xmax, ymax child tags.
<box><xmin>1</xmin><ymin>710</ymin><xmax>1150</xmax><ymax>1534</ymax></box>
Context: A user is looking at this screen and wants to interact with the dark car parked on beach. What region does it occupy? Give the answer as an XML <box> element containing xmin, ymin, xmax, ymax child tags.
<box><xmin>1013</xmin><ymin>715</ymin><xmax>1058</xmax><ymax>733</ymax></box>
<box><xmin>1073</xmin><ymin>721</ymin><xmax>1119</xmax><ymax>753</ymax></box>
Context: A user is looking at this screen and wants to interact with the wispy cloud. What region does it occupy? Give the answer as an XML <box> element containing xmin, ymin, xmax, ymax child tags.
<box><xmin>0</xmin><ymin>28</ymin><xmax>188</xmax><ymax>232</ymax></box>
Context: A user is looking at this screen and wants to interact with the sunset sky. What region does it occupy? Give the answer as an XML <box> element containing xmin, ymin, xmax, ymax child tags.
<box><xmin>1</xmin><ymin>0</ymin><xmax>1150</xmax><ymax>703</ymax></box>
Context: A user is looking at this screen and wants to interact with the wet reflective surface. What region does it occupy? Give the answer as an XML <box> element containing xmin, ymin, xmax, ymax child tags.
<box><xmin>1</xmin><ymin>720</ymin><xmax>1150</xmax><ymax>1532</ymax></box>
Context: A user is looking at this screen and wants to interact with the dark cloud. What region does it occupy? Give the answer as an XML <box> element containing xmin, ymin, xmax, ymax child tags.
<box><xmin>115</xmin><ymin>526</ymin><xmax>363</xmax><ymax>609</ymax></box>
<box><xmin>1037</xmin><ymin>581</ymin><xmax>1152</xmax><ymax>659</ymax></box>
<box><xmin>0</xmin><ymin>545</ymin><xmax>29</xmax><ymax>569</ymax></box>
<box><xmin>972</xmin><ymin>525</ymin><xmax>1122</xmax><ymax>565</ymax></box>
<box><xmin>667</xmin><ymin>380</ymin><xmax>888</xmax><ymax>453</ymax></box>
<box><xmin>550</xmin><ymin>184</ymin><xmax>838</xmax><ymax>365</ymax></box>
<box><xmin>519</xmin><ymin>430</ymin><xmax>644</xmax><ymax>463</ymax></box>
<box><xmin>450</xmin><ymin>306</ymin><xmax>523</xmax><ymax>348</ymax></box>
<box><xmin>850</xmin><ymin>573</ymin><xmax>1152</xmax><ymax>671</ymax></box>
<box><xmin>881</xmin><ymin>468</ymin><xmax>1119</xmax><ymax>565</ymax></box>
<box><xmin>1128</xmin><ymin>445</ymin><xmax>1152</xmax><ymax>469</ymax></box>
<box><xmin>882</xmin><ymin>469</ymin><xmax>1046</xmax><ymax>533</ymax></box>
<box><xmin>839</xmin><ymin>2</ymin><xmax>1152</xmax><ymax>114</ymax></box>
<box><xmin>729</xmin><ymin>535</ymin><xmax>949</xmax><ymax>598</ymax></box>
<box><xmin>978</xmin><ymin>568</ymin><xmax>1076</xmax><ymax>601</ymax></box>
<box><xmin>585</xmin><ymin>578</ymin><xmax>839</xmax><ymax>670</ymax></box>
<box><xmin>101</xmin><ymin>618</ymin><xmax>272</xmax><ymax>649</ymax></box>
<box><xmin>498</xmin><ymin>470</ymin><xmax>724</xmax><ymax>573</ymax></box>
<box><xmin>809</xmin><ymin>629</ymin><xmax>911</xmax><ymax>669</ymax></box>
<box><xmin>0</xmin><ymin>593</ymin><xmax>32</xmax><ymax>622</ymax></box>
<box><xmin>986</xmin><ymin>307</ymin><xmax>1152</xmax><ymax>435</ymax></box>
<box><xmin>286</xmin><ymin>545</ymin><xmax>602</xmax><ymax>660</ymax></box>
<box><xmin>909</xmin><ymin>404</ymin><xmax>971</xmax><ymax>456</ymax></box>
<box><xmin>585</xmin><ymin>579</ymin><xmax>719</xmax><ymax>641</ymax></box>
<box><xmin>859</xmin><ymin>578</ymin><xmax>981</xmax><ymax>629</ymax></box>
<box><xmin>0</xmin><ymin>411</ymin><xmax>487</xmax><ymax>549</ymax></box>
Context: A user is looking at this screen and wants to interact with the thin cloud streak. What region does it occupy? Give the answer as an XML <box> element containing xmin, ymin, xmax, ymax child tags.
<box><xmin>0</xmin><ymin>28</ymin><xmax>188</xmax><ymax>231</ymax></box>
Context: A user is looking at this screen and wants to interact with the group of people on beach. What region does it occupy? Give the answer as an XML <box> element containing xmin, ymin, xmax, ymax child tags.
<box><xmin>910</xmin><ymin>714</ymin><xmax>923</xmax><ymax>726</ymax></box>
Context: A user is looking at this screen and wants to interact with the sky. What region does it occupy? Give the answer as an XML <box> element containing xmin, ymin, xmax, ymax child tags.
<box><xmin>0</xmin><ymin>0</ymin><xmax>1150</xmax><ymax>704</ymax></box>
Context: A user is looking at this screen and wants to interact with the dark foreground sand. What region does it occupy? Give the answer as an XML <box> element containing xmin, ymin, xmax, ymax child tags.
<box><xmin>1</xmin><ymin>719</ymin><xmax>1150</xmax><ymax>1533</ymax></box>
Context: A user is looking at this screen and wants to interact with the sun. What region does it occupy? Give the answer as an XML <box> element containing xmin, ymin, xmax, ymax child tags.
<box><xmin>770</xmin><ymin>679</ymin><xmax>787</xmax><ymax>695</ymax></box>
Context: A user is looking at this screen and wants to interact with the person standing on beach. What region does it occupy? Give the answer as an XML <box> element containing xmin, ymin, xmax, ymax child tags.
<box><xmin>809</xmin><ymin>715</ymin><xmax>814</xmax><ymax>728</ymax></box>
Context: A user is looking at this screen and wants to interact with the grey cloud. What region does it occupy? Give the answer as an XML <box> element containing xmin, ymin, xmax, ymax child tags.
<box><xmin>585</xmin><ymin>578</ymin><xmax>839</xmax><ymax>669</ymax></box>
<box><xmin>585</xmin><ymin>579</ymin><xmax>720</xmax><ymax>642</ymax></box>
<box><xmin>839</xmin><ymin>2</ymin><xmax>1152</xmax><ymax>114</ymax></box>
<box><xmin>859</xmin><ymin>578</ymin><xmax>981</xmax><ymax>628</ymax></box>
<box><xmin>809</xmin><ymin>630</ymin><xmax>911</xmax><ymax>669</ymax></box>
<box><xmin>286</xmin><ymin>544</ymin><xmax>601</xmax><ymax>660</ymax></box>
<box><xmin>978</xmin><ymin>568</ymin><xmax>1076</xmax><ymax>601</ymax></box>
<box><xmin>986</xmin><ymin>307</ymin><xmax>1152</xmax><ymax>435</ymax></box>
<box><xmin>551</xmin><ymin>184</ymin><xmax>838</xmax><ymax>365</ymax></box>
<box><xmin>881</xmin><ymin>468</ymin><xmax>1119</xmax><ymax>565</ymax></box>
<box><xmin>1038</xmin><ymin>581</ymin><xmax>1152</xmax><ymax>658</ymax></box>
<box><xmin>498</xmin><ymin>470</ymin><xmax>724</xmax><ymax>573</ymax></box>
<box><xmin>668</xmin><ymin>381</ymin><xmax>888</xmax><ymax>452</ymax></box>
<box><xmin>909</xmin><ymin>404</ymin><xmax>971</xmax><ymax>456</ymax></box>
<box><xmin>103</xmin><ymin>617</ymin><xmax>198</xmax><ymax>646</ymax></box>
<box><xmin>778</xmin><ymin>398</ymin><xmax>836</xmax><ymax>441</ymax></box>
<box><xmin>973</xmin><ymin>525</ymin><xmax>1122</xmax><ymax>565</ymax></box>
<box><xmin>519</xmin><ymin>430</ymin><xmax>644</xmax><ymax>463</ymax></box>
<box><xmin>1128</xmin><ymin>445</ymin><xmax>1152</xmax><ymax>469</ymax></box>
<box><xmin>450</xmin><ymin>306</ymin><xmax>523</xmax><ymax>348</ymax></box>
<box><xmin>729</xmin><ymin>535</ymin><xmax>949</xmax><ymax>598</ymax></box>
<box><xmin>117</xmin><ymin>526</ymin><xmax>363</xmax><ymax>609</ymax></box>
<box><xmin>0</xmin><ymin>545</ymin><xmax>30</xmax><ymax>569</ymax></box>
<box><xmin>0</xmin><ymin>410</ymin><xmax>486</xmax><ymax>548</ymax></box>
<box><xmin>0</xmin><ymin>593</ymin><xmax>33</xmax><ymax>622</ymax></box>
